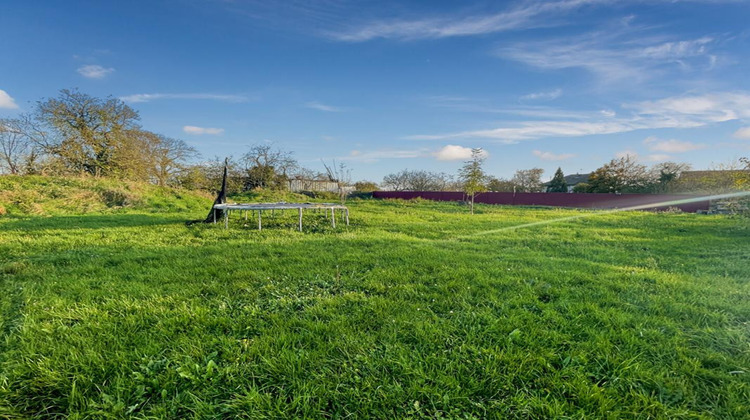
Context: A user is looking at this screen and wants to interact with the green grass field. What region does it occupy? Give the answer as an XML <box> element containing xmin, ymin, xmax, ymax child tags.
<box><xmin>1</xmin><ymin>178</ymin><xmax>749</xmax><ymax>418</ymax></box>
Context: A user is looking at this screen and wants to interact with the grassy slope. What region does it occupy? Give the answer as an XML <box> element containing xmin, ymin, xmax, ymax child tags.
<box><xmin>0</xmin><ymin>175</ymin><xmax>214</xmax><ymax>216</ymax></box>
<box><xmin>0</xmin><ymin>181</ymin><xmax>749</xmax><ymax>418</ymax></box>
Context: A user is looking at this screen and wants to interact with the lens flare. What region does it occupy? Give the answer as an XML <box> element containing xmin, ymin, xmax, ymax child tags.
<box><xmin>465</xmin><ymin>191</ymin><xmax>750</xmax><ymax>237</ymax></box>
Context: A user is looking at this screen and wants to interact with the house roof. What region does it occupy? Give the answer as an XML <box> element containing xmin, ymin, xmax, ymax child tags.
<box><xmin>544</xmin><ymin>173</ymin><xmax>591</xmax><ymax>186</ymax></box>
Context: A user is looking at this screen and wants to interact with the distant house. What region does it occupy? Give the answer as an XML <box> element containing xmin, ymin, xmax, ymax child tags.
<box><xmin>288</xmin><ymin>178</ymin><xmax>355</xmax><ymax>194</ymax></box>
<box><xmin>544</xmin><ymin>173</ymin><xmax>592</xmax><ymax>192</ymax></box>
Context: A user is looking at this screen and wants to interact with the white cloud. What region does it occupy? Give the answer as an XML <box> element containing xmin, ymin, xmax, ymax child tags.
<box><xmin>643</xmin><ymin>136</ymin><xmax>706</xmax><ymax>153</ymax></box>
<box><xmin>407</xmin><ymin>92</ymin><xmax>750</xmax><ymax>143</ymax></box>
<box><xmin>305</xmin><ymin>101</ymin><xmax>343</xmax><ymax>112</ymax></box>
<box><xmin>326</xmin><ymin>0</ymin><xmax>611</xmax><ymax>42</ymax></box>
<box><xmin>183</xmin><ymin>126</ymin><xmax>225</xmax><ymax>135</ymax></box>
<box><xmin>645</xmin><ymin>154</ymin><xmax>672</xmax><ymax>162</ymax></box>
<box><xmin>0</xmin><ymin>89</ymin><xmax>19</xmax><ymax>109</ymax></box>
<box><xmin>733</xmin><ymin>127</ymin><xmax>750</xmax><ymax>139</ymax></box>
<box><xmin>520</xmin><ymin>89</ymin><xmax>562</xmax><ymax>101</ymax></box>
<box><xmin>533</xmin><ymin>150</ymin><xmax>575</xmax><ymax>161</ymax></box>
<box><xmin>433</xmin><ymin>145</ymin><xmax>487</xmax><ymax>161</ymax></box>
<box><xmin>77</xmin><ymin>65</ymin><xmax>115</xmax><ymax>79</ymax></box>
<box><xmin>121</xmin><ymin>93</ymin><xmax>248</xmax><ymax>103</ymax></box>
<box><xmin>341</xmin><ymin>148</ymin><xmax>428</xmax><ymax>162</ymax></box>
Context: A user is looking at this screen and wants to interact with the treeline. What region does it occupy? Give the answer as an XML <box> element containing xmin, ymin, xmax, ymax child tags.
<box><xmin>2</xmin><ymin>89</ymin><xmax>748</xmax><ymax>196</ymax></box>
<box><xmin>0</xmin><ymin>89</ymin><xmax>347</xmax><ymax>194</ymax></box>
<box><xmin>381</xmin><ymin>156</ymin><xmax>750</xmax><ymax>194</ymax></box>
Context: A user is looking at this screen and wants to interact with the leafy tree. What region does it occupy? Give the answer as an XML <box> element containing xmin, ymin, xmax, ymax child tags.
<box><xmin>35</xmin><ymin>89</ymin><xmax>141</xmax><ymax>176</ymax></box>
<box><xmin>572</xmin><ymin>182</ymin><xmax>590</xmax><ymax>193</ymax></box>
<box><xmin>512</xmin><ymin>168</ymin><xmax>545</xmax><ymax>192</ymax></box>
<box><xmin>486</xmin><ymin>176</ymin><xmax>515</xmax><ymax>192</ymax></box>
<box><xmin>739</xmin><ymin>157</ymin><xmax>750</xmax><ymax>190</ymax></box>
<box><xmin>651</xmin><ymin>161</ymin><xmax>691</xmax><ymax>193</ymax></box>
<box><xmin>586</xmin><ymin>156</ymin><xmax>653</xmax><ymax>193</ymax></box>
<box><xmin>354</xmin><ymin>181</ymin><xmax>378</xmax><ymax>192</ymax></box>
<box><xmin>546</xmin><ymin>167</ymin><xmax>568</xmax><ymax>193</ymax></box>
<box><xmin>458</xmin><ymin>148</ymin><xmax>487</xmax><ymax>214</ymax></box>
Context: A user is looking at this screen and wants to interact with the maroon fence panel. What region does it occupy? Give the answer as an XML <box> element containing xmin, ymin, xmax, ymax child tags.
<box><xmin>372</xmin><ymin>191</ymin><xmax>711</xmax><ymax>213</ymax></box>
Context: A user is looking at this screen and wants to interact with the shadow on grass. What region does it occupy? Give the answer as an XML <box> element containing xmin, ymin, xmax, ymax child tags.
<box><xmin>0</xmin><ymin>213</ymin><xmax>192</xmax><ymax>232</ymax></box>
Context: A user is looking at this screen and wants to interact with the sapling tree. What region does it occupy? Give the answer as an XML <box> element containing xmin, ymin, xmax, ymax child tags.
<box><xmin>458</xmin><ymin>148</ymin><xmax>487</xmax><ymax>214</ymax></box>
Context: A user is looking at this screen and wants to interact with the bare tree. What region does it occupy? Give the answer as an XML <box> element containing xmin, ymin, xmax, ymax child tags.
<box><xmin>0</xmin><ymin>118</ymin><xmax>32</xmax><ymax>174</ymax></box>
<box><xmin>150</xmin><ymin>134</ymin><xmax>198</xmax><ymax>186</ymax></box>
<box><xmin>241</xmin><ymin>144</ymin><xmax>298</xmax><ymax>189</ymax></box>
<box><xmin>381</xmin><ymin>169</ymin><xmax>454</xmax><ymax>191</ymax></box>
<box><xmin>322</xmin><ymin>159</ymin><xmax>352</xmax><ymax>203</ymax></box>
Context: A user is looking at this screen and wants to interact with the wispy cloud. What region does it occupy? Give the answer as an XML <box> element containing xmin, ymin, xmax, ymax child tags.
<box><xmin>498</xmin><ymin>26</ymin><xmax>717</xmax><ymax>83</ymax></box>
<box><xmin>121</xmin><ymin>93</ymin><xmax>249</xmax><ymax>103</ymax></box>
<box><xmin>183</xmin><ymin>126</ymin><xmax>225</xmax><ymax>135</ymax></box>
<box><xmin>433</xmin><ymin>145</ymin><xmax>487</xmax><ymax>161</ymax></box>
<box><xmin>305</xmin><ymin>101</ymin><xmax>344</xmax><ymax>112</ymax></box>
<box><xmin>615</xmin><ymin>150</ymin><xmax>639</xmax><ymax>159</ymax></box>
<box><xmin>77</xmin><ymin>65</ymin><xmax>115</xmax><ymax>79</ymax></box>
<box><xmin>407</xmin><ymin>91</ymin><xmax>750</xmax><ymax>143</ymax></box>
<box><xmin>343</xmin><ymin>148</ymin><xmax>428</xmax><ymax>162</ymax></box>
<box><xmin>733</xmin><ymin>127</ymin><xmax>750</xmax><ymax>139</ymax></box>
<box><xmin>533</xmin><ymin>150</ymin><xmax>575</xmax><ymax>161</ymax></box>
<box><xmin>521</xmin><ymin>89</ymin><xmax>563</xmax><ymax>101</ymax></box>
<box><xmin>326</xmin><ymin>0</ymin><xmax>610</xmax><ymax>42</ymax></box>
<box><xmin>0</xmin><ymin>89</ymin><xmax>19</xmax><ymax>109</ymax></box>
<box><xmin>643</xmin><ymin>136</ymin><xmax>706</xmax><ymax>153</ymax></box>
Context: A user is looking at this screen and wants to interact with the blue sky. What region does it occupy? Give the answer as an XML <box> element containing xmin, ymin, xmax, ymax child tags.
<box><xmin>2</xmin><ymin>0</ymin><xmax>750</xmax><ymax>182</ymax></box>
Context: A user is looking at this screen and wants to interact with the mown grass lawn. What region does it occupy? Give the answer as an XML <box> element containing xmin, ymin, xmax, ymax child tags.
<box><xmin>1</xmin><ymin>199</ymin><xmax>749</xmax><ymax>418</ymax></box>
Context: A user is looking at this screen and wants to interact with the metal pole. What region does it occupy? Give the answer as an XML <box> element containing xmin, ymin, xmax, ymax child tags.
<box><xmin>224</xmin><ymin>209</ymin><xmax>228</xmax><ymax>229</ymax></box>
<box><xmin>332</xmin><ymin>208</ymin><xmax>336</xmax><ymax>228</ymax></box>
<box><xmin>345</xmin><ymin>208</ymin><xmax>349</xmax><ymax>226</ymax></box>
<box><xmin>213</xmin><ymin>207</ymin><xmax>216</xmax><ymax>224</ymax></box>
<box><xmin>258</xmin><ymin>210</ymin><xmax>262</xmax><ymax>231</ymax></box>
<box><xmin>298</xmin><ymin>208</ymin><xmax>303</xmax><ymax>232</ymax></box>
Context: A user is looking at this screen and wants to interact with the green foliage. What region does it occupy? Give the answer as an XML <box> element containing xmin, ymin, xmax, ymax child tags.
<box><xmin>546</xmin><ymin>168</ymin><xmax>568</xmax><ymax>193</ymax></box>
<box><xmin>0</xmin><ymin>191</ymin><xmax>749</xmax><ymax>418</ymax></box>
<box><xmin>354</xmin><ymin>181</ymin><xmax>378</xmax><ymax>192</ymax></box>
<box><xmin>586</xmin><ymin>156</ymin><xmax>653</xmax><ymax>193</ymax></box>
<box><xmin>486</xmin><ymin>177</ymin><xmax>515</xmax><ymax>192</ymax></box>
<box><xmin>572</xmin><ymin>182</ymin><xmax>590</xmax><ymax>193</ymax></box>
<box><xmin>458</xmin><ymin>149</ymin><xmax>487</xmax><ymax>214</ymax></box>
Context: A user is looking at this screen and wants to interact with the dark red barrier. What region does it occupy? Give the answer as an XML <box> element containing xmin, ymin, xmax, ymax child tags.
<box><xmin>372</xmin><ymin>191</ymin><xmax>711</xmax><ymax>213</ymax></box>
